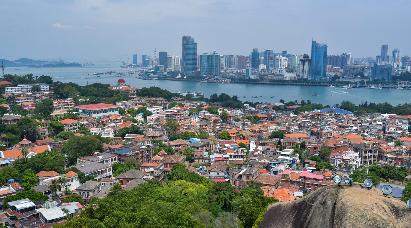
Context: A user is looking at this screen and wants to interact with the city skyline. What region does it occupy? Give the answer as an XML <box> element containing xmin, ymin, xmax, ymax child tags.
<box><xmin>1</xmin><ymin>0</ymin><xmax>411</xmax><ymax>61</ymax></box>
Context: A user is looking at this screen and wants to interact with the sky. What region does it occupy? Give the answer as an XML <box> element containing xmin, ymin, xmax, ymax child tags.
<box><xmin>1</xmin><ymin>0</ymin><xmax>410</xmax><ymax>62</ymax></box>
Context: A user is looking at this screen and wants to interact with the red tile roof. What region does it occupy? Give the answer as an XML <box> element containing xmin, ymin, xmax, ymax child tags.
<box><xmin>2</xmin><ymin>148</ymin><xmax>23</xmax><ymax>159</ymax></box>
<box><xmin>36</xmin><ymin>171</ymin><xmax>60</xmax><ymax>177</ymax></box>
<box><xmin>76</xmin><ymin>103</ymin><xmax>117</xmax><ymax>111</ymax></box>
<box><xmin>61</xmin><ymin>119</ymin><xmax>79</xmax><ymax>125</ymax></box>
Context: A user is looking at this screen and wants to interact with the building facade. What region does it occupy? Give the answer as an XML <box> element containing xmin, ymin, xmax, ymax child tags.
<box><xmin>310</xmin><ymin>41</ymin><xmax>327</xmax><ymax>80</ymax></box>
<box><xmin>182</xmin><ymin>36</ymin><xmax>198</xmax><ymax>76</ymax></box>
<box><xmin>200</xmin><ymin>51</ymin><xmax>221</xmax><ymax>77</ymax></box>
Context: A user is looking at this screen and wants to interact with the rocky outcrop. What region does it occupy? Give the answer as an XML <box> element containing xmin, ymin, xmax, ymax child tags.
<box><xmin>260</xmin><ymin>186</ymin><xmax>411</xmax><ymax>228</ymax></box>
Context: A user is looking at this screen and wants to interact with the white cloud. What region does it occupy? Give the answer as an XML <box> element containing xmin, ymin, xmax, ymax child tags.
<box><xmin>51</xmin><ymin>22</ymin><xmax>73</xmax><ymax>29</ymax></box>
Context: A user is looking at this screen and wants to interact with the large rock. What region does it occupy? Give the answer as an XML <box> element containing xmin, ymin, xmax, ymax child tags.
<box><xmin>260</xmin><ymin>186</ymin><xmax>411</xmax><ymax>228</ymax></box>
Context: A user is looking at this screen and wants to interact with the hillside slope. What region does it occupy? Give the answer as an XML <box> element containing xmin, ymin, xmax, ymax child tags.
<box><xmin>260</xmin><ymin>186</ymin><xmax>411</xmax><ymax>228</ymax></box>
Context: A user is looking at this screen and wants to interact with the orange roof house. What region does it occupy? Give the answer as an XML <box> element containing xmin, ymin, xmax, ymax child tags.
<box><xmin>61</xmin><ymin>119</ymin><xmax>79</xmax><ymax>125</ymax></box>
<box><xmin>285</xmin><ymin>133</ymin><xmax>309</xmax><ymax>139</ymax></box>
<box><xmin>36</xmin><ymin>171</ymin><xmax>60</xmax><ymax>178</ymax></box>
<box><xmin>30</xmin><ymin>145</ymin><xmax>50</xmax><ymax>155</ymax></box>
<box><xmin>343</xmin><ymin>133</ymin><xmax>363</xmax><ymax>144</ymax></box>
<box><xmin>272</xmin><ymin>187</ymin><xmax>296</xmax><ymax>202</ymax></box>
<box><xmin>65</xmin><ymin>171</ymin><xmax>78</xmax><ymax>178</ymax></box>
<box><xmin>2</xmin><ymin>148</ymin><xmax>23</xmax><ymax>159</ymax></box>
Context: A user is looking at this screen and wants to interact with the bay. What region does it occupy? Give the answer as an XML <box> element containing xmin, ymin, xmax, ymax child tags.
<box><xmin>4</xmin><ymin>66</ymin><xmax>411</xmax><ymax>105</ymax></box>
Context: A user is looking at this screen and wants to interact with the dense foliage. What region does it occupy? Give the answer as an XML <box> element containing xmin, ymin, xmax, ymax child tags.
<box><xmin>351</xmin><ymin>165</ymin><xmax>409</xmax><ymax>185</ymax></box>
<box><xmin>112</xmin><ymin>160</ymin><xmax>138</xmax><ymax>177</ymax></box>
<box><xmin>209</xmin><ymin>93</ymin><xmax>243</xmax><ymax>108</ymax></box>
<box><xmin>61</xmin><ymin>135</ymin><xmax>103</xmax><ymax>165</ymax></box>
<box><xmin>340</xmin><ymin>101</ymin><xmax>411</xmax><ymax>115</ymax></box>
<box><xmin>136</xmin><ymin>87</ymin><xmax>176</xmax><ymax>100</ymax></box>
<box><xmin>3</xmin><ymin>190</ymin><xmax>48</xmax><ymax>208</ymax></box>
<box><xmin>60</xmin><ymin>165</ymin><xmax>275</xmax><ymax>228</ymax></box>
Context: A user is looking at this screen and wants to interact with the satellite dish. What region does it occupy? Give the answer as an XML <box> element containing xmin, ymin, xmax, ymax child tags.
<box><xmin>363</xmin><ymin>179</ymin><xmax>373</xmax><ymax>189</ymax></box>
<box><xmin>381</xmin><ymin>185</ymin><xmax>393</xmax><ymax>196</ymax></box>
<box><xmin>333</xmin><ymin>175</ymin><xmax>341</xmax><ymax>185</ymax></box>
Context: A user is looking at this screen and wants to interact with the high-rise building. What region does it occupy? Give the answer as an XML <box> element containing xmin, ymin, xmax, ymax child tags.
<box><xmin>142</xmin><ymin>54</ymin><xmax>150</xmax><ymax>67</ymax></box>
<box><xmin>159</xmin><ymin>51</ymin><xmax>168</xmax><ymax>69</ymax></box>
<box><xmin>286</xmin><ymin>54</ymin><xmax>298</xmax><ymax>72</ymax></box>
<box><xmin>371</xmin><ymin>64</ymin><xmax>392</xmax><ymax>81</ymax></box>
<box><xmin>132</xmin><ymin>54</ymin><xmax>138</xmax><ymax>65</ymax></box>
<box><xmin>298</xmin><ymin>54</ymin><xmax>311</xmax><ymax>79</ymax></box>
<box><xmin>263</xmin><ymin>50</ymin><xmax>274</xmax><ymax>70</ymax></box>
<box><xmin>310</xmin><ymin>40</ymin><xmax>327</xmax><ymax>80</ymax></box>
<box><xmin>327</xmin><ymin>53</ymin><xmax>351</xmax><ymax>68</ymax></box>
<box><xmin>380</xmin><ymin>44</ymin><xmax>389</xmax><ymax>63</ymax></box>
<box><xmin>274</xmin><ymin>56</ymin><xmax>288</xmax><ymax>70</ymax></box>
<box><xmin>182</xmin><ymin>36</ymin><xmax>198</xmax><ymax>75</ymax></box>
<box><xmin>251</xmin><ymin>48</ymin><xmax>260</xmax><ymax>69</ymax></box>
<box><xmin>235</xmin><ymin>55</ymin><xmax>248</xmax><ymax>69</ymax></box>
<box><xmin>224</xmin><ymin>55</ymin><xmax>235</xmax><ymax>69</ymax></box>
<box><xmin>167</xmin><ymin>56</ymin><xmax>181</xmax><ymax>72</ymax></box>
<box><xmin>200</xmin><ymin>51</ymin><xmax>221</xmax><ymax>77</ymax></box>
<box><xmin>392</xmin><ymin>49</ymin><xmax>400</xmax><ymax>68</ymax></box>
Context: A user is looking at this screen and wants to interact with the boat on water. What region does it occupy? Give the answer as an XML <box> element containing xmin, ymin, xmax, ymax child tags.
<box><xmin>329</xmin><ymin>85</ymin><xmax>335</xmax><ymax>88</ymax></box>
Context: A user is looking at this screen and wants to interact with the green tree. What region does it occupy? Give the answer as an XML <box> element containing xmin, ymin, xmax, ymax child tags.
<box><xmin>319</xmin><ymin>147</ymin><xmax>331</xmax><ymax>161</ymax></box>
<box><xmin>21</xmin><ymin>170</ymin><xmax>39</xmax><ymax>190</ymax></box>
<box><xmin>220</xmin><ymin>111</ymin><xmax>229</xmax><ymax>123</ymax></box>
<box><xmin>34</xmin><ymin>98</ymin><xmax>53</xmax><ymax>119</ymax></box>
<box><xmin>208</xmin><ymin>182</ymin><xmax>237</xmax><ymax>215</ymax></box>
<box><xmin>269</xmin><ymin>130</ymin><xmax>285</xmax><ymax>139</ymax></box>
<box><xmin>49</xmin><ymin>121</ymin><xmax>65</xmax><ymax>136</ymax></box>
<box><xmin>3</xmin><ymin>190</ymin><xmax>48</xmax><ymax>208</ymax></box>
<box><xmin>165</xmin><ymin>118</ymin><xmax>179</xmax><ymax>140</ymax></box>
<box><xmin>218</xmin><ymin>131</ymin><xmax>232</xmax><ymax>140</ymax></box>
<box><xmin>63</xmin><ymin>194</ymin><xmax>84</xmax><ymax>205</ymax></box>
<box><xmin>17</xmin><ymin>118</ymin><xmax>39</xmax><ymax>141</ymax></box>
<box><xmin>61</xmin><ymin>135</ymin><xmax>103</xmax><ymax>165</ymax></box>
<box><xmin>233</xmin><ymin>183</ymin><xmax>276</xmax><ymax>228</ymax></box>
<box><xmin>112</xmin><ymin>160</ymin><xmax>138</xmax><ymax>177</ymax></box>
<box><xmin>206</xmin><ymin>106</ymin><xmax>219</xmax><ymax>115</ymax></box>
<box><xmin>402</xmin><ymin>182</ymin><xmax>411</xmax><ymax>202</ymax></box>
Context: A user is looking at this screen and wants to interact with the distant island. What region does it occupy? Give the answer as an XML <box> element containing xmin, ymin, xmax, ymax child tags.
<box><xmin>0</xmin><ymin>58</ymin><xmax>82</xmax><ymax>68</ymax></box>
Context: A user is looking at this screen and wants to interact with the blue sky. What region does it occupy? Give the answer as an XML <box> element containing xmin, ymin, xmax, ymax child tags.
<box><xmin>1</xmin><ymin>0</ymin><xmax>410</xmax><ymax>61</ymax></box>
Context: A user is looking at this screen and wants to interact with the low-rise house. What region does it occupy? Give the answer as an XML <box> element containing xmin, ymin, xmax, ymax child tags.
<box><xmin>36</xmin><ymin>171</ymin><xmax>60</xmax><ymax>185</ymax></box>
<box><xmin>64</xmin><ymin>171</ymin><xmax>80</xmax><ymax>191</ymax></box>
<box><xmin>76</xmin><ymin>180</ymin><xmax>101</xmax><ymax>200</ymax></box>
<box><xmin>117</xmin><ymin>169</ymin><xmax>145</xmax><ymax>188</ymax></box>
<box><xmin>61</xmin><ymin>119</ymin><xmax>80</xmax><ymax>132</ymax></box>
<box><xmin>76</xmin><ymin>103</ymin><xmax>119</xmax><ymax>118</ymax></box>
<box><xmin>140</xmin><ymin>162</ymin><xmax>164</xmax><ymax>180</ymax></box>
<box><xmin>78</xmin><ymin>152</ymin><xmax>118</xmax><ymax>164</ymax></box>
<box><xmin>75</xmin><ymin>161</ymin><xmax>113</xmax><ymax>180</ymax></box>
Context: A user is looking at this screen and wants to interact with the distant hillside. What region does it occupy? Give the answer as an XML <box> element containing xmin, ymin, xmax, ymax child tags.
<box><xmin>260</xmin><ymin>186</ymin><xmax>411</xmax><ymax>228</ymax></box>
<box><xmin>0</xmin><ymin>58</ymin><xmax>81</xmax><ymax>67</ymax></box>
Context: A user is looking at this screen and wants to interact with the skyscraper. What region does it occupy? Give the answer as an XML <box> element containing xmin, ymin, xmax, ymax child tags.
<box><xmin>263</xmin><ymin>50</ymin><xmax>274</xmax><ymax>70</ymax></box>
<box><xmin>380</xmin><ymin>44</ymin><xmax>389</xmax><ymax>63</ymax></box>
<box><xmin>200</xmin><ymin>51</ymin><xmax>221</xmax><ymax>77</ymax></box>
<box><xmin>132</xmin><ymin>54</ymin><xmax>138</xmax><ymax>65</ymax></box>
<box><xmin>251</xmin><ymin>48</ymin><xmax>260</xmax><ymax>69</ymax></box>
<box><xmin>182</xmin><ymin>36</ymin><xmax>198</xmax><ymax>76</ymax></box>
<box><xmin>392</xmin><ymin>49</ymin><xmax>400</xmax><ymax>68</ymax></box>
<box><xmin>310</xmin><ymin>40</ymin><xmax>327</xmax><ymax>80</ymax></box>
<box><xmin>371</xmin><ymin>64</ymin><xmax>392</xmax><ymax>81</ymax></box>
<box><xmin>159</xmin><ymin>51</ymin><xmax>168</xmax><ymax>69</ymax></box>
<box><xmin>142</xmin><ymin>54</ymin><xmax>150</xmax><ymax>67</ymax></box>
<box><xmin>298</xmin><ymin>54</ymin><xmax>311</xmax><ymax>79</ymax></box>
